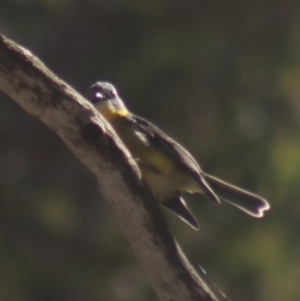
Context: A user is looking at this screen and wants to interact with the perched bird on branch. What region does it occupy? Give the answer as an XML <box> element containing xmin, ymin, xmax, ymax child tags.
<box><xmin>86</xmin><ymin>82</ymin><xmax>270</xmax><ymax>229</ymax></box>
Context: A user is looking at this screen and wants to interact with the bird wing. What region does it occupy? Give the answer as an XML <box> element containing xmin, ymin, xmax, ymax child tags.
<box><xmin>128</xmin><ymin>115</ymin><xmax>220</xmax><ymax>204</ymax></box>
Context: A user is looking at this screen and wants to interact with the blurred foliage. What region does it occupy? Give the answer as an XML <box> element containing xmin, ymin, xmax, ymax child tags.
<box><xmin>0</xmin><ymin>0</ymin><xmax>300</xmax><ymax>300</ymax></box>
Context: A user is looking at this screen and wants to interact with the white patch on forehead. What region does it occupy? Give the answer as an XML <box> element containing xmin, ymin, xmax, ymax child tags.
<box><xmin>95</xmin><ymin>92</ymin><xmax>105</xmax><ymax>99</ymax></box>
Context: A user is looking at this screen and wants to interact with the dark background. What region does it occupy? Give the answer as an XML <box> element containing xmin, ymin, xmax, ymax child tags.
<box><xmin>0</xmin><ymin>1</ymin><xmax>300</xmax><ymax>300</ymax></box>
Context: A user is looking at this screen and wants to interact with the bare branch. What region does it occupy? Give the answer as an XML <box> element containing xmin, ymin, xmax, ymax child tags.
<box><xmin>0</xmin><ymin>34</ymin><xmax>219</xmax><ymax>301</ymax></box>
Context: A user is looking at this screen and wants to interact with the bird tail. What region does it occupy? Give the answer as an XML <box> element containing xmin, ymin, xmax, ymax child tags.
<box><xmin>203</xmin><ymin>173</ymin><xmax>270</xmax><ymax>217</ymax></box>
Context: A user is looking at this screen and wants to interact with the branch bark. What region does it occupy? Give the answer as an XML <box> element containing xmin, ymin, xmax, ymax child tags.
<box><xmin>0</xmin><ymin>34</ymin><xmax>220</xmax><ymax>301</ymax></box>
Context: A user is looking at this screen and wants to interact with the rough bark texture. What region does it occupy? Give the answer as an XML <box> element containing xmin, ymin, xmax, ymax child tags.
<box><xmin>0</xmin><ymin>34</ymin><xmax>219</xmax><ymax>301</ymax></box>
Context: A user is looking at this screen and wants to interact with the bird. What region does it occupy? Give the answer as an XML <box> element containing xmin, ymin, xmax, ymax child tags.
<box><xmin>85</xmin><ymin>82</ymin><xmax>270</xmax><ymax>229</ymax></box>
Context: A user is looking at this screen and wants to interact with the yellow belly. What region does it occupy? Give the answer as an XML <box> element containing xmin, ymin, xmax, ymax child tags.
<box><xmin>141</xmin><ymin>165</ymin><xmax>202</xmax><ymax>202</ymax></box>
<box><xmin>113</xmin><ymin>116</ymin><xmax>202</xmax><ymax>200</ymax></box>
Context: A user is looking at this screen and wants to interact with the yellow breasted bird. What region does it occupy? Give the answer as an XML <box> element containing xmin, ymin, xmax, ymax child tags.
<box><xmin>86</xmin><ymin>82</ymin><xmax>270</xmax><ymax>229</ymax></box>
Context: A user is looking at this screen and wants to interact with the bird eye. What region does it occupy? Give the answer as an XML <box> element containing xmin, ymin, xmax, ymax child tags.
<box><xmin>104</xmin><ymin>88</ymin><xmax>116</xmax><ymax>99</ymax></box>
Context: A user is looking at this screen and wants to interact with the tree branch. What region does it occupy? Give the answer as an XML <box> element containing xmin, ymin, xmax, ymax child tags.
<box><xmin>0</xmin><ymin>34</ymin><xmax>219</xmax><ymax>301</ymax></box>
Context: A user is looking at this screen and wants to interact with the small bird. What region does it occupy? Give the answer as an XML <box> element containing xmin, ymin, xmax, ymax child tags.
<box><xmin>86</xmin><ymin>82</ymin><xmax>270</xmax><ymax>229</ymax></box>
